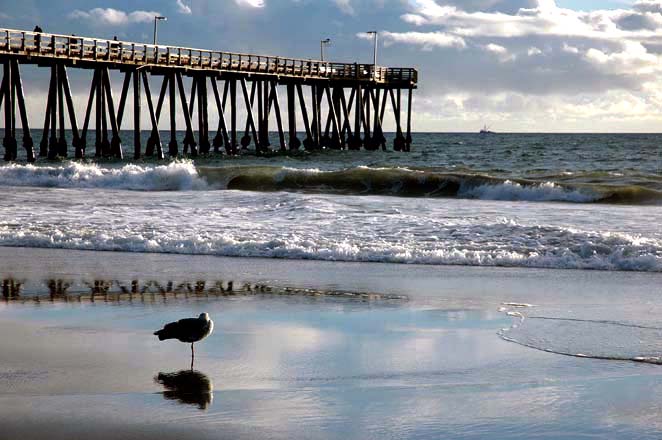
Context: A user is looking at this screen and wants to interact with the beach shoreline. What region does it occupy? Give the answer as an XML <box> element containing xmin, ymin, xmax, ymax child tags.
<box><xmin>2</xmin><ymin>247</ymin><xmax>662</xmax><ymax>439</ymax></box>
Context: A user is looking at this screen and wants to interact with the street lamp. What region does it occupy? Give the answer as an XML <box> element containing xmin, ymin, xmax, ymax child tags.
<box><xmin>365</xmin><ymin>31</ymin><xmax>378</xmax><ymax>80</ymax></box>
<box><xmin>320</xmin><ymin>38</ymin><xmax>331</xmax><ymax>61</ymax></box>
<box><xmin>365</xmin><ymin>31</ymin><xmax>377</xmax><ymax>66</ymax></box>
<box><xmin>153</xmin><ymin>16</ymin><xmax>167</xmax><ymax>45</ymax></box>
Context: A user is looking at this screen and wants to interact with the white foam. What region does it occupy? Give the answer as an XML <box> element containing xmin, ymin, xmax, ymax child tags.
<box><xmin>0</xmin><ymin>161</ymin><xmax>208</xmax><ymax>191</ymax></box>
<box><xmin>459</xmin><ymin>180</ymin><xmax>599</xmax><ymax>203</ymax></box>
<box><xmin>0</xmin><ymin>184</ymin><xmax>659</xmax><ymax>272</ymax></box>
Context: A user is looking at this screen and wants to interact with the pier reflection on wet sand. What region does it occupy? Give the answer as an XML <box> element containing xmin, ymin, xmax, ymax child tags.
<box><xmin>0</xmin><ymin>278</ymin><xmax>406</xmax><ymax>302</ymax></box>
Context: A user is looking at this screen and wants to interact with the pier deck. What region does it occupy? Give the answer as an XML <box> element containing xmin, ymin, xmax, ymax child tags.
<box><xmin>0</xmin><ymin>27</ymin><xmax>418</xmax><ymax>161</ymax></box>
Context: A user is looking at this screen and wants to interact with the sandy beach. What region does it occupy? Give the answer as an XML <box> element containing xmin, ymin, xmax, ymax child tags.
<box><xmin>1</xmin><ymin>246</ymin><xmax>662</xmax><ymax>439</ymax></box>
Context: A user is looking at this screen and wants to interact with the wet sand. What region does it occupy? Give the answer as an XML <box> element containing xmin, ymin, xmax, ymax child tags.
<box><xmin>2</xmin><ymin>247</ymin><xmax>662</xmax><ymax>439</ymax></box>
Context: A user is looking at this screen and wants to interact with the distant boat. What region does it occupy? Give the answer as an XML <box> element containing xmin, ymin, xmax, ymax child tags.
<box><xmin>479</xmin><ymin>125</ymin><xmax>496</xmax><ymax>134</ymax></box>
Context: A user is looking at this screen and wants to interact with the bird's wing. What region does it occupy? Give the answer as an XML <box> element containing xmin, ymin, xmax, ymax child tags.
<box><xmin>177</xmin><ymin>318</ymin><xmax>205</xmax><ymax>330</ymax></box>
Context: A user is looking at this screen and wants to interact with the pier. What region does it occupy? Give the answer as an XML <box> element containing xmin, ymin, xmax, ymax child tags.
<box><xmin>0</xmin><ymin>28</ymin><xmax>418</xmax><ymax>161</ymax></box>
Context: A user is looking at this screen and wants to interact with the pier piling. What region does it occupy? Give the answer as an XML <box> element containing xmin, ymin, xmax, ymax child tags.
<box><xmin>0</xmin><ymin>28</ymin><xmax>417</xmax><ymax>161</ymax></box>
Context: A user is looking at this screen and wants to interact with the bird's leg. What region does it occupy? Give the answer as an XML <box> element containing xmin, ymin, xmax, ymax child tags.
<box><xmin>190</xmin><ymin>343</ymin><xmax>195</xmax><ymax>370</ymax></box>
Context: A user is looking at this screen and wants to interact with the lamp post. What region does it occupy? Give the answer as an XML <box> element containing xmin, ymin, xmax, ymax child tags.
<box><xmin>365</xmin><ymin>31</ymin><xmax>377</xmax><ymax>80</ymax></box>
<box><xmin>320</xmin><ymin>38</ymin><xmax>331</xmax><ymax>61</ymax></box>
<box><xmin>153</xmin><ymin>16</ymin><xmax>167</xmax><ymax>45</ymax></box>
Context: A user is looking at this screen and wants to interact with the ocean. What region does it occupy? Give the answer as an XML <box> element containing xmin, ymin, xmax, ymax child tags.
<box><xmin>2</xmin><ymin>132</ymin><xmax>662</xmax><ymax>439</ymax></box>
<box><xmin>0</xmin><ymin>131</ymin><xmax>660</xmax><ymax>271</ymax></box>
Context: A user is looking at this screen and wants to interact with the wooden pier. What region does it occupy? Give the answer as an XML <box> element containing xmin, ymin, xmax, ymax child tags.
<box><xmin>0</xmin><ymin>28</ymin><xmax>418</xmax><ymax>161</ymax></box>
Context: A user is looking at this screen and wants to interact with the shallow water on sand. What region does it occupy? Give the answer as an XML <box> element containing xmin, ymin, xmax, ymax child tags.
<box><xmin>2</xmin><ymin>248</ymin><xmax>662</xmax><ymax>439</ymax></box>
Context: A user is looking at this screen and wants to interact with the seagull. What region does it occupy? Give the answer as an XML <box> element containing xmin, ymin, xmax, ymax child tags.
<box><xmin>154</xmin><ymin>313</ymin><xmax>214</xmax><ymax>364</ymax></box>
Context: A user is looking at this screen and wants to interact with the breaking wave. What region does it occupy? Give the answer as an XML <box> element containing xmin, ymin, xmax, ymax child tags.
<box><xmin>0</xmin><ymin>162</ymin><xmax>661</xmax><ymax>204</ymax></box>
<box><xmin>203</xmin><ymin>166</ymin><xmax>662</xmax><ymax>204</ymax></box>
<box><xmin>0</xmin><ymin>161</ymin><xmax>207</xmax><ymax>191</ymax></box>
<box><xmin>0</xmin><ymin>221</ymin><xmax>660</xmax><ymax>272</ymax></box>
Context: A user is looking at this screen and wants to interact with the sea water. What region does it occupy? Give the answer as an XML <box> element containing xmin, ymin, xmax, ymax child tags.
<box><xmin>0</xmin><ymin>132</ymin><xmax>660</xmax><ymax>271</ymax></box>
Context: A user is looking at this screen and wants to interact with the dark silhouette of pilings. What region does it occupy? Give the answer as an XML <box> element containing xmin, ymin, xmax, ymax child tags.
<box><xmin>0</xmin><ymin>31</ymin><xmax>417</xmax><ymax>161</ymax></box>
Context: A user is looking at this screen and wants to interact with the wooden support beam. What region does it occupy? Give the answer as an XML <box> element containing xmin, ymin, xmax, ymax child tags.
<box><xmin>324</xmin><ymin>84</ymin><xmax>341</xmax><ymax>150</ymax></box>
<box><xmin>133</xmin><ymin>70</ymin><xmax>141</xmax><ymax>160</ymax></box>
<box><xmin>242</xmin><ymin>80</ymin><xmax>256</xmax><ymax>148</ymax></box>
<box><xmin>141</xmin><ymin>71</ymin><xmax>164</xmax><ymax>159</ymax></box>
<box><xmin>47</xmin><ymin>64</ymin><xmax>58</xmax><ymax>159</ymax></box>
<box><xmin>168</xmin><ymin>72</ymin><xmax>178</xmax><ymax>157</ymax></box>
<box><xmin>389</xmin><ymin>88</ymin><xmax>404</xmax><ymax>151</ymax></box>
<box><xmin>263</xmin><ymin>78</ymin><xmax>271</xmax><ymax>147</ymax></box>
<box><xmin>80</xmin><ymin>69</ymin><xmax>99</xmax><ymax>158</ymax></box>
<box><xmin>57</xmin><ymin>63</ymin><xmax>67</xmax><ymax>157</ymax></box>
<box><xmin>116</xmin><ymin>71</ymin><xmax>131</xmax><ymax>130</ymax></box>
<box><xmin>194</xmin><ymin>76</ymin><xmax>203</xmax><ymax>154</ymax></box>
<box><xmin>100</xmin><ymin>72</ymin><xmax>110</xmax><ymax>157</ymax></box>
<box><xmin>406</xmin><ymin>87</ymin><xmax>413</xmax><ymax>152</ymax></box>
<box><xmin>2</xmin><ymin>59</ymin><xmax>15</xmax><ymax>161</ymax></box>
<box><xmin>350</xmin><ymin>84</ymin><xmax>362</xmax><ymax>150</ymax></box>
<box><xmin>286</xmin><ymin>83</ymin><xmax>300</xmax><ymax>150</ymax></box>
<box><xmin>149</xmin><ymin>74</ymin><xmax>168</xmax><ymax>157</ymax></box>
<box><xmin>268</xmin><ymin>81</ymin><xmax>286</xmax><ymax>151</ymax></box>
<box><xmin>11</xmin><ymin>60</ymin><xmax>35</xmax><ymax>161</ymax></box>
<box><xmin>0</xmin><ymin>73</ymin><xmax>5</xmax><ymax>111</ymax></box>
<box><xmin>175</xmin><ymin>71</ymin><xmax>197</xmax><ymax>157</ymax></box>
<box><xmin>256</xmin><ymin>80</ymin><xmax>264</xmax><ymax>149</ymax></box>
<box><xmin>39</xmin><ymin>67</ymin><xmax>53</xmax><ymax>157</ymax></box>
<box><xmin>380</xmin><ymin>89</ymin><xmax>387</xmax><ymax>123</ymax></box>
<box><xmin>222</xmin><ymin>79</ymin><xmax>229</xmax><ymax>111</ymax></box>
<box><xmin>363</xmin><ymin>88</ymin><xmax>373</xmax><ymax>150</ymax></box>
<box><xmin>239</xmin><ymin>78</ymin><xmax>258</xmax><ymax>151</ymax></box>
<box><xmin>210</xmin><ymin>77</ymin><xmax>230</xmax><ymax>153</ymax></box>
<box><xmin>322</xmin><ymin>90</ymin><xmax>332</xmax><ymax>148</ymax></box>
<box><xmin>339</xmin><ymin>88</ymin><xmax>353</xmax><ymax>140</ymax></box>
<box><xmin>155</xmin><ymin>75</ymin><xmax>168</xmax><ymax>122</ymax></box>
<box><xmin>95</xmin><ymin>67</ymin><xmax>103</xmax><ymax>157</ymax></box>
<box><xmin>332</xmin><ymin>87</ymin><xmax>344</xmax><ymax>148</ymax></box>
<box><xmin>10</xmin><ymin>61</ymin><xmax>16</xmax><ymax>151</ymax></box>
<box><xmin>310</xmin><ymin>83</ymin><xmax>319</xmax><ymax>148</ymax></box>
<box><xmin>201</xmin><ymin>76</ymin><xmax>210</xmax><ymax>154</ymax></box>
<box><xmin>59</xmin><ymin>64</ymin><xmax>81</xmax><ymax>158</ymax></box>
<box><xmin>189</xmin><ymin>77</ymin><xmax>196</xmax><ymax>118</ymax></box>
<box><xmin>296</xmin><ymin>83</ymin><xmax>312</xmax><ymax>149</ymax></box>
<box><xmin>102</xmin><ymin>68</ymin><xmax>122</xmax><ymax>159</ymax></box>
<box><xmin>229</xmin><ymin>78</ymin><xmax>237</xmax><ymax>155</ymax></box>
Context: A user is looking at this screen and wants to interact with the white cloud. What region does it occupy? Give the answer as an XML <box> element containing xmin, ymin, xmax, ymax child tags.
<box><xmin>358</xmin><ymin>30</ymin><xmax>466</xmax><ymax>49</ymax></box>
<box><xmin>235</xmin><ymin>0</ymin><xmax>265</xmax><ymax>7</ymax></box>
<box><xmin>176</xmin><ymin>0</ymin><xmax>192</xmax><ymax>14</ymax></box>
<box><xmin>333</xmin><ymin>0</ymin><xmax>355</xmax><ymax>15</ymax></box>
<box><xmin>68</xmin><ymin>8</ymin><xmax>159</xmax><ymax>26</ymax></box>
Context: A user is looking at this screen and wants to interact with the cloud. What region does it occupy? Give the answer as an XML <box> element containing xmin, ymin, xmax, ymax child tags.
<box><xmin>333</xmin><ymin>0</ymin><xmax>355</xmax><ymax>15</ymax></box>
<box><xmin>375</xmin><ymin>30</ymin><xmax>467</xmax><ymax>49</ymax></box>
<box><xmin>235</xmin><ymin>0</ymin><xmax>265</xmax><ymax>7</ymax></box>
<box><xmin>176</xmin><ymin>0</ymin><xmax>192</xmax><ymax>14</ymax></box>
<box><xmin>68</xmin><ymin>8</ymin><xmax>159</xmax><ymax>26</ymax></box>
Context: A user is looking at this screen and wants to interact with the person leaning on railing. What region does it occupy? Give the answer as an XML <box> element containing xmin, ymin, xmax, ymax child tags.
<box><xmin>33</xmin><ymin>25</ymin><xmax>43</xmax><ymax>51</ymax></box>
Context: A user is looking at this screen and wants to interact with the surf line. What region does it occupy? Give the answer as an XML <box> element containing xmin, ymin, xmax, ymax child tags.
<box><xmin>498</xmin><ymin>307</ymin><xmax>662</xmax><ymax>365</ymax></box>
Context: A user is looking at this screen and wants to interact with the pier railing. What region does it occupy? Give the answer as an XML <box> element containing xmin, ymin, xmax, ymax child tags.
<box><xmin>0</xmin><ymin>28</ymin><xmax>417</xmax><ymax>86</ymax></box>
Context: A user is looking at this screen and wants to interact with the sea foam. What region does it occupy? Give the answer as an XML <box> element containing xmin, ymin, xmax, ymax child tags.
<box><xmin>0</xmin><ymin>161</ymin><xmax>207</xmax><ymax>191</ymax></box>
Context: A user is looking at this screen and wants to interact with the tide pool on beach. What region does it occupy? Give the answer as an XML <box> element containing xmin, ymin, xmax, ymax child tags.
<box><xmin>2</xmin><ymin>247</ymin><xmax>662</xmax><ymax>440</ymax></box>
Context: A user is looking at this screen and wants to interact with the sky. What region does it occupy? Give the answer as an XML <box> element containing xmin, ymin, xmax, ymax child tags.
<box><xmin>3</xmin><ymin>0</ymin><xmax>662</xmax><ymax>132</ymax></box>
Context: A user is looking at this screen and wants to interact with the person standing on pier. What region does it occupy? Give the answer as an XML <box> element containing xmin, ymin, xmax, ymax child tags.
<box><xmin>33</xmin><ymin>26</ymin><xmax>42</xmax><ymax>51</ymax></box>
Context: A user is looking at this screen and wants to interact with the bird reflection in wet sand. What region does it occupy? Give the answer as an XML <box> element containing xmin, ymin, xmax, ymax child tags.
<box><xmin>155</xmin><ymin>370</ymin><xmax>214</xmax><ymax>410</ymax></box>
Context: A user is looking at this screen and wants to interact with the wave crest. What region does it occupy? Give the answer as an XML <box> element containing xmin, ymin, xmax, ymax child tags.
<box><xmin>0</xmin><ymin>162</ymin><xmax>660</xmax><ymax>204</ymax></box>
<box><xmin>0</xmin><ymin>161</ymin><xmax>207</xmax><ymax>191</ymax></box>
